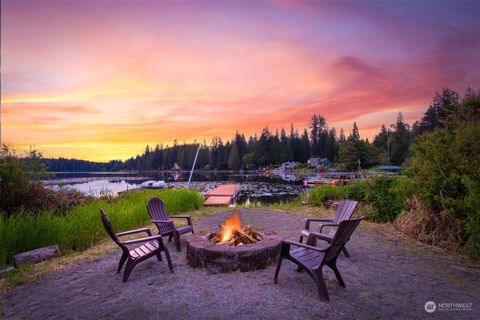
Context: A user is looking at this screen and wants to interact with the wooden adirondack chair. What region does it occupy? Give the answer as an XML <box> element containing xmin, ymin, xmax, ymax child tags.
<box><xmin>274</xmin><ymin>217</ymin><xmax>364</xmax><ymax>301</ymax></box>
<box><xmin>300</xmin><ymin>199</ymin><xmax>358</xmax><ymax>257</ymax></box>
<box><xmin>147</xmin><ymin>197</ymin><xmax>194</xmax><ymax>252</ymax></box>
<box><xmin>100</xmin><ymin>209</ymin><xmax>173</xmax><ymax>282</ymax></box>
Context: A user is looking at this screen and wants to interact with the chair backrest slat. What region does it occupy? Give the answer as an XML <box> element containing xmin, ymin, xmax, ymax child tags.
<box><xmin>100</xmin><ymin>209</ymin><xmax>127</xmax><ymax>251</ymax></box>
<box><xmin>147</xmin><ymin>198</ymin><xmax>172</xmax><ymax>234</ymax></box>
<box><xmin>323</xmin><ymin>217</ymin><xmax>363</xmax><ymax>263</ymax></box>
<box><xmin>332</xmin><ymin>200</ymin><xmax>358</xmax><ymax>224</ymax></box>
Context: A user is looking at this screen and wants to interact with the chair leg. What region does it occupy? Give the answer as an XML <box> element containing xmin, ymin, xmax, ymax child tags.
<box><xmin>117</xmin><ymin>252</ymin><xmax>128</xmax><ymax>274</ymax></box>
<box><xmin>173</xmin><ymin>231</ymin><xmax>181</xmax><ymax>252</ymax></box>
<box><xmin>156</xmin><ymin>251</ymin><xmax>162</xmax><ymax>262</ymax></box>
<box><xmin>273</xmin><ymin>257</ymin><xmax>283</xmax><ymax>284</ymax></box>
<box><xmin>123</xmin><ymin>259</ymin><xmax>136</xmax><ymax>282</ymax></box>
<box><xmin>329</xmin><ymin>262</ymin><xmax>346</xmax><ymax>288</ymax></box>
<box><xmin>168</xmin><ymin>234</ymin><xmax>173</xmax><ymax>243</ymax></box>
<box><xmin>313</xmin><ymin>269</ymin><xmax>330</xmax><ymax>301</ymax></box>
<box><xmin>342</xmin><ymin>246</ymin><xmax>350</xmax><ymax>258</ymax></box>
<box><xmin>163</xmin><ymin>248</ymin><xmax>174</xmax><ymax>273</ymax></box>
<box><xmin>299</xmin><ymin>236</ymin><xmax>303</xmax><ymax>243</ymax></box>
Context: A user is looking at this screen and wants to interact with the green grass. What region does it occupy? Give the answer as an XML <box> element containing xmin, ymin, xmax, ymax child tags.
<box><xmin>308</xmin><ymin>185</ymin><xmax>344</xmax><ymax>205</ymax></box>
<box><xmin>0</xmin><ymin>188</ymin><xmax>203</xmax><ymax>267</ymax></box>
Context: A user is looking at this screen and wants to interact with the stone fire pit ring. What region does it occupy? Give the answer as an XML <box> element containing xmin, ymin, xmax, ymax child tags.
<box><xmin>185</xmin><ymin>230</ymin><xmax>283</xmax><ymax>273</ymax></box>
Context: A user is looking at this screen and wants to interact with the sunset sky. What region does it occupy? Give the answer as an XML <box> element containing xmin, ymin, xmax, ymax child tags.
<box><xmin>2</xmin><ymin>1</ymin><xmax>480</xmax><ymax>161</ymax></box>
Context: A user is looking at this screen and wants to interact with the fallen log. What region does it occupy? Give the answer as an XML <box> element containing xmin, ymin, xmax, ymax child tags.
<box><xmin>14</xmin><ymin>244</ymin><xmax>61</xmax><ymax>267</ymax></box>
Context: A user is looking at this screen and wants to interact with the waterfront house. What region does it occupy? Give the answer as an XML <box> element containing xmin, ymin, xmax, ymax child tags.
<box><xmin>307</xmin><ymin>157</ymin><xmax>331</xmax><ymax>168</ymax></box>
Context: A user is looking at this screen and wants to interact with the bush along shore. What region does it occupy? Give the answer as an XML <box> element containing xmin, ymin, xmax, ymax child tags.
<box><xmin>306</xmin><ymin>172</ymin><xmax>479</xmax><ymax>259</ymax></box>
<box><xmin>0</xmin><ymin>188</ymin><xmax>203</xmax><ymax>268</ymax></box>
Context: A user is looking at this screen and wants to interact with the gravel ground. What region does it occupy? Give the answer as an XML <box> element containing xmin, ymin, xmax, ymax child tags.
<box><xmin>1</xmin><ymin>209</ymin><xmax>479</xmax><ymax>320</ymax></box>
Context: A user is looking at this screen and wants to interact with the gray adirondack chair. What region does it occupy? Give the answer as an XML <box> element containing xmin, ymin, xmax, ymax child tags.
<box><xmin>300</xmin><ymin>199</ymin><xmax>358</xmax><ymax>257</ymax></box>
<box><xmin>100</xmin><ymin>209</ymin><xmax>173</xmax><ymax>282</ymax></box>
<box><xmin>147</xmin><ymin>197</ymin><xmax>194</xmax><ymax>252</ymax></box>
<box><xmin>274</xmin><ymin>217</ymin><xmax>364</xmax><ymax>301</ymax></box>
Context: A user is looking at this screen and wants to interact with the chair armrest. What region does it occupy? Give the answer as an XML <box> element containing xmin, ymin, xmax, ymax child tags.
<box><xmin>318</xmin><ymin>223</ymin><xmax>339</xmax><ymax>233</ymax></box>
<box><xmin>152</xmin><ymin>219</ymin><xmax>173</xmax><ymax>224</ymax></box>
<box><xmin>116</xmin><ymin>227</ymin><xmax>152</xmax><ymax>237</ymax></box>
<box><xmin>121</xmin><ymin>234</ymin><xmax>163</xmax><ymax>245</ymax></box>
<box><xmin>304</xmin><ymin>217</ymin><xmax>334</xmax><ymax>229</ymax></box>
<box><xmin>282</xmin><ymin>239</ymin><xmax>327</xmax><ymax>252</ymax></box>
<box><xmin>170</xmin><ymin>215</ymin><xmax>192</xmax><ymax>225</ymax></box>
<box><xmin>308</xmin><ymin>231</ymin><xmax>334</xmax><ymax>242</ymax></box>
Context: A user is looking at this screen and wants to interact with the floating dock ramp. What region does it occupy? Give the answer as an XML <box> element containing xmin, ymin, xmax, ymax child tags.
<box><xmin>203</xmin><ymin>184</ymin><xmax>241</xmax><ymax>206</ymax></box>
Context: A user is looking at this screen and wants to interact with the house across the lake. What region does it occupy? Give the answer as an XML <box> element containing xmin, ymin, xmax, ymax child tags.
<box><xmin>307</xmin><ymin>157</ymin><xmax>331</xmax><ymax>168</ymax></box>
<box><xmin>278</xmin><ymin>161</ymin><xmax>296</xmax><ymax>171</ymax></box>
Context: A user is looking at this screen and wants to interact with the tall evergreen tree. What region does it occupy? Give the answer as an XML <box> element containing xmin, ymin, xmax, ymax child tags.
<box><xmin>254</xmin><ymin>127</ymin><xmax>273</xmax><ymax>166</ymax></box>
<box><xmin>339</xmin><ymin>128</ymin><xmax>346</xmax><ymax>143</ymax></box>
<box><xmin>373</xmin><ymin>124</ymin><xmax>389</xmax><ymax>161</ymax></box>
<box><xmin>389</xmin><ymin>112</ymin><xmax>413</xmax><ymax>165</ymax></box>
<box><xmin>413</xmin><ymin>88</ymin><xmax>460</xmax><ymax>134</ymax></box>
<box><xmin>228</xmin><ymin>142</ymin><xmax>241</xmax><ymax>170</ymax></box>
<box><xmin>350</xmin><ymin>122</ymin><xmax>360</xmax><ymax>141</ymax></box>
<box><xmin>299</xmin><ymin>128</ymin><xmax>311</xmax><ymax>163</ymax></box>
<box><xmin>278</xmin><ymin>128</ymin><xmax>293</xmax><ymax>163</ymax></box>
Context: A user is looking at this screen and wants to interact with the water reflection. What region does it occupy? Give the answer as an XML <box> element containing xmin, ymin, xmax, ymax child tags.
<box><xmin>45</xmin><ymin>171</ymin><xmax>308</xmax><ymax>199</ymax></box>
<box><xmin>47</xmin><ymin>171</ymin><xmax>361</xmax><ymax>200</ymax></box>
<box><xmin>49</xmin><ymin>179</ymin><xmax>141</xmax><ymax>196</ymax></box>
<box><xmin>46</xmin><ymin>171</ymin><xmax>306</xmax><ymax>184</ymax></box>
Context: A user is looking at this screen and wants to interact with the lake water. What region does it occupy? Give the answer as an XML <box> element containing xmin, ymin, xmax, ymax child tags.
<box><xmin>45</xmin><ymin>171</ymin><xmax>309</xmax><ymax>203</ymax></box>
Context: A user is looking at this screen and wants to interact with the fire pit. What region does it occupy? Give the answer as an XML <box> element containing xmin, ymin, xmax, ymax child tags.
<box><xmin>185</xmin><ymin>211</ymin><xmax>282</xmax><ymax>273</ymax></box>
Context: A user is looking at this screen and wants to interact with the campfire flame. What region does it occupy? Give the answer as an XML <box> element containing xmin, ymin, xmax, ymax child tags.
<box><xmin>211</xmin><ymin>210</ymin><xmax>262</xmax><ymax>246</ymax></box>
<box><xmin>219</xmin><ymin>210</ymin><xmax>242</xmax><ymax>242</ymax></box>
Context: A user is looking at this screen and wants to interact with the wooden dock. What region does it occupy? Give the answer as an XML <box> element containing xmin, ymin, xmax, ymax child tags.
<box><xmin>204</xmin><ymin>184</ymin><xmax>241</xmax><ymax>206</ymax></box>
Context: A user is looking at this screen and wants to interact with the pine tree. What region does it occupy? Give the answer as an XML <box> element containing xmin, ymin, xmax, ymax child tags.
<box><xmin>254</xmin><ymin>127</ymin><xmax>273</xmax><ymax>166</ymax></box>
<box><xmin>390</xmin><ymin>112</ymin><xmax>412</xmax><ymax>165</ymax></box>
<box><xmin>228</xmin><ymin>143</ymin><xmax>241</xmax><ymax>170</ymax></box>
<box><xmin>339</xmin><ymin>128</ymin><xmax>346</xmax><ymax>143</ymax></box>
<box><xmin>300</xmin><ymin>128</ymin><xmax>311</xmax><ymax>162</ymax></box>
<box><xmin>414</xmin><ymin>88</ymin><xmax>460</xmax><ymax>134</ymax></box>
<box><xmin>350</xmin><ymin>122</ymin><xmax>360</xmax><ymax>141</ymax></box>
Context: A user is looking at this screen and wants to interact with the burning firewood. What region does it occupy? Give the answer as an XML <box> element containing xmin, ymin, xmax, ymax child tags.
<box><xmin>210</xmin><ymin>211</ymin><xmax>262</xmax><ymax>246</ymax></box>
<box><xmin>234</xmin><ymin>230</ymin><xmax>256</xmax><ymax>244</ymax></box>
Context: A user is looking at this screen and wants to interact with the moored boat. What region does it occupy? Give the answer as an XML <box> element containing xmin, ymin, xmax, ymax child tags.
<box><xmin>140</xmin><ymin>180</ymin><xmax>166</xmax><ymax>189</ymax></box>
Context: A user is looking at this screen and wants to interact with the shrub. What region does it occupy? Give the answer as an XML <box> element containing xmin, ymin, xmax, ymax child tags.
<box><xmin>363</xmin><ymin>176</ymin><xmax>406</xmax><ymax>223</ymax></box>
<box><xmin>463</xmin><ymin>177</ymin><xmax>480</xmax><ymax>259</ymax></box>
<box><xmin>307</xmin><ymin>176</ymin><xmax>413</xmax><ymax>223</ymax></box>
<box><xmin>0</xmin><ymin>147</ymin><xmax>89</xmax><ymax>216</ymax></box>
<box><xmin>25</xmin><ymin>183</ymin><xmax>95</xmax><ymax>215</ymax></box>
<box><xmin>0</xmin><ymin>147</ymin><xmax>30</xmax><ymax>214</ymax></box>
<box><xmin>308</xmin><ymin>185</ymin><xmax>343</xmax><ymax>206</ymax></box>
<box><xmin>339</xmin><ymin>180</ymin><xmax>366</xmax><ymax>201</ymax></box>
<box><xmin>0</xmin><ymin>188</ymin><xmax>203</xmax><ymax>267</ymax></box>
<box><xmin>410</xmin><ymin>122</ymin><xmax>480</xmax><ymax>258</ymax></box>
<box><xmin>394</xmin><ymin>196</ymin><xmax>465</xmax><ymax>249</ymax></box>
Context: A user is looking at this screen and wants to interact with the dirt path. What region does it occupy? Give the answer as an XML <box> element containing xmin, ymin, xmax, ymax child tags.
<box><xmin>1</xmin><ymin>209</ymin><xmax>479</xmax><ymax>319</ymax></box>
